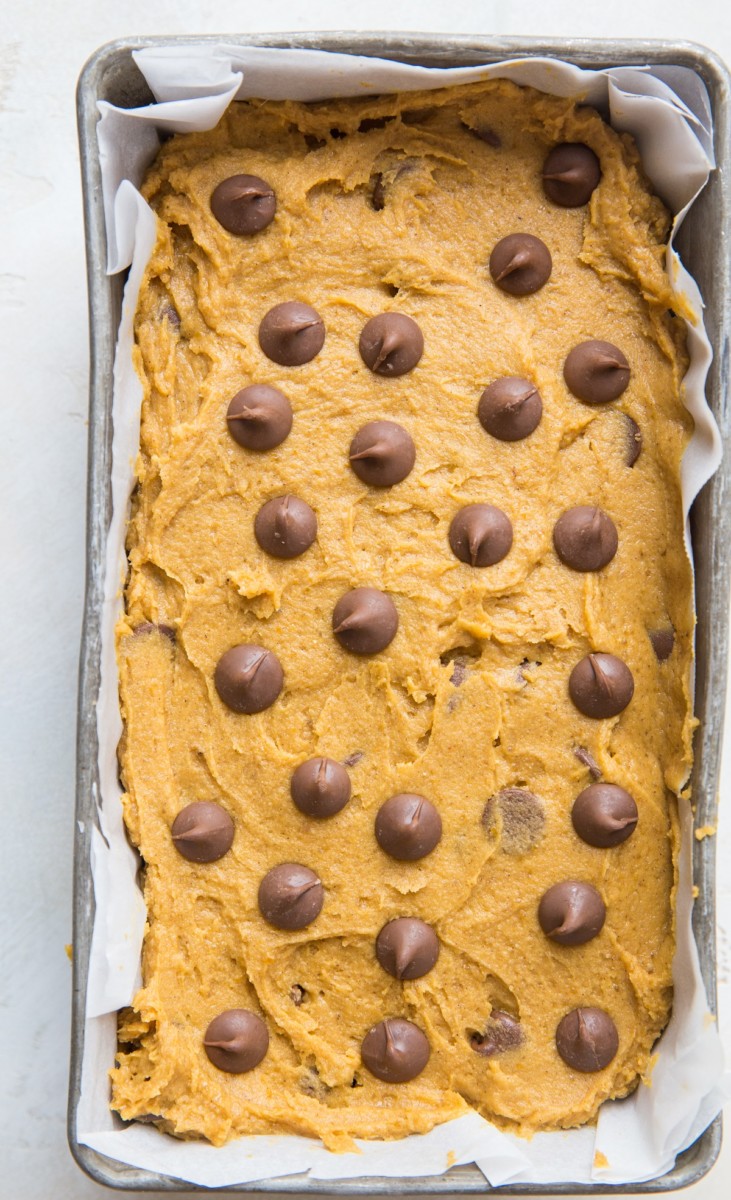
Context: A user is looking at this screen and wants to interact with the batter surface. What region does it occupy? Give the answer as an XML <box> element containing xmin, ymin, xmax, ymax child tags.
<box><xmin>111</xmin><ymin>80</ymin><xmax>694</xmax><ymax>1150</ymax></box>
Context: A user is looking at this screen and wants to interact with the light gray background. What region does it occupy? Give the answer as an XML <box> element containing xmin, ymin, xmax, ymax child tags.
<box><xmin>2</xmin><ymin>1</ymin><xmax>729</xmax><ymax>1196</ymax></box>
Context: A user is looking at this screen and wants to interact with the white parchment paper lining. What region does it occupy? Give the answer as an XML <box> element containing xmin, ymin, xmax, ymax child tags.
<box><xmin>78</xmin><ymin>43</ymin><xmax>727</xmax><ymax>1189</ymax></box>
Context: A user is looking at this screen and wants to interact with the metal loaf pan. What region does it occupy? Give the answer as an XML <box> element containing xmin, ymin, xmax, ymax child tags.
<box><xmin>72</xmin><ymin>32</ymin><xmax>731</xmax><ymax>1194</ymax></box>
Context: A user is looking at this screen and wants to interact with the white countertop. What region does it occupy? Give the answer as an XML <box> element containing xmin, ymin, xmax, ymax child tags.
<box><xmin>1</xmin><ymin>2</ymin><xmax>729</xmax><ymax>1197</ymax></box>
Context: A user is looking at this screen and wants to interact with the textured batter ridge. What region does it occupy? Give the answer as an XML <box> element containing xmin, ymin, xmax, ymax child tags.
<box><xmin>111</xmin><ymin>80</ymin><xmax>693</xmax><ymax>1150</ymax></box>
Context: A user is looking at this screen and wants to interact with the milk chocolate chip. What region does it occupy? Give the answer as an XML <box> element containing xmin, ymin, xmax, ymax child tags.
<box><xmin>171</xmin><ymin>801</ymin><xmax>234</xmax><ymax>863</ymax></box>
<box><xmin>259</xmin><ymin>302</ymin><xmax>325</xmax><ymax>366</ymax></box>
<box><xmin>349</xmin><ymin>420</ymin><xmax>416</xmax><ymax>486</ymax></box>
<box><xmin>361</xmin><ymin>1018</ymin><xmax>430</xmax><ymax>1082</ymax></box>
<box><xmin>375</xmin><ymin>917</ymin><xmax>440</xmax><ymax>980</ymax></box>
<box><xmin>258</xmin><ymin>863</ymin><xmax>324</xmax><ymax>930</ymax></box>
<box><xmin>214</xmin><ymin>644</ymin><xmax>283</xmax><ymax>714</ymax></box>
<box><xmin>625</xmin><ymin>414</ymin><xmax>643</xmax><ymax>466</ymax></box>
<box><xmin>564</xmin><ymin>340</ymin><xmax>630</xmax><ymax>404</ymax></box>
<box><xmin>555</xmin><ymin>1007</ymin><xmax>618</xmax><ymax>1072</ymax></box>
<box><xmin>553</xmin><ymin>506</ymin><xmax>618</xmax><ymax>572</ymax></box>
<box><xmin>226</xmin><ymin>384</ymin><xmax>293</xmax><ymax>451</ymax></box>
<box><xmin>569</xmin><ymin>653</ymin><xmax>634</xmax><ymax>718</ymax></box>
<box><xmin>359</xmin><ymin>312</ymin><xmax>424</xmax><ymax>376</ymax></box>
<box><xmin>489</xmin><ymin>234</ymin><xmax>552</xmax><ymax>296</ymax></box>
<box><xmin>449</xmin><ymin>505</ymin><xmax>513</xmax><ymax>567</ymax></box>
<box><xmin>332</xmin><ymin>587</ymin><xmax>398</xmax><ymax>655</ymax></box>
<box><xmin>254</xmin><ymin>495</ymin><xmax>317</xmax><ymax>559</ymax></box>
<box><xmin>572</xmin><ymin>783</ymin><xmax>638</xmax><ymax>848</ymax></box>
<box><xmin>538</xmin><ymin>881</ymin><xmax>606</xmax><ymax>945</ymax></box>
<box><xmin>290</xmin><ymin>757</ymin><xmax>351</xmax><ymax>819</ymax></box>
<box><xmin>210</xmin><ymin>174</ymin><xmax>276</xmax><ymax>235</ymax></box>
<box><xmin>470</xmin><ymin>1010</ymin><xmax>523</xmax><ymax>1056</ymax></box>
<box><xmin>478</xmin><ymin>377</ymin><xmax>543</xmax><ymax>441</ymax></box>
<box><xmin>650</xmin><ymin>627</ymin><xmax>675</xmax><ymax>661</ymax></box>
<box><xmin>375</xmin><ymin>793</ymin><xmax>442</xmax><ymax>861</ymax></box>
<box><xmin>542</xmin><ymin>144</ymin><xmax>601</xmax><ymax>207</ymax></box>
<box><xmin>203</xmin><ymin>1009</ymin><xmax>269</xmax><ymax>1073</ymax></box>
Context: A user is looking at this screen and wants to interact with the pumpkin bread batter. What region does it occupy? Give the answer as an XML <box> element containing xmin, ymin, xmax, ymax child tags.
<box><xmin>111</xmin><ymin>79</ymin><xmax>694</xmax><ymax>1150</ymax></box>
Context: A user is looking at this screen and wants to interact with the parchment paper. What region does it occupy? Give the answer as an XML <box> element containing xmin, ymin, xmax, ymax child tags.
<box><xmin>78</xmin><ymin>43</ymin><xmax>727</xmax><ymax>1188</ymax></box>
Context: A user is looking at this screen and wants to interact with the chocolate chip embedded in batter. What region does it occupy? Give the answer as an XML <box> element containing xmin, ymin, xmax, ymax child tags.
<box><xmin>478</xmin><ymin>377</ymin><xmax>543</xmax><ymax>441</ymax></box>
<box><xmin>349</xmin><ymin>420</ymin><xmax>416</xmax><ymax>487</ymax></box>
<box><xmin>214</xmin><ymin>644</ymin><xmax>284</xmax><ymax>714</ymax></box>
<box><xmin>375</xmin><ymin>793</ymin><xmax>442</xmax><ymax>861</ymax></box>
<box><xmin>259</xmin><ymin>301</ymin><xmax>325</xmax><ymax>366</ymax></box>
<box><xmin>171</xmin><ymin>801</ymin><xmax>234</xmax><ymax>863</ymax></box>
<box><xmin>573</xmin><ymin>745</ymin><xmax>602</xmax><ymax>780</ymax></box>
<box><xmin>572</xmin><ymin>782</ymin><xmax>639</xmax><ymax>848</ymax></box>
<box><xmin>359</xmin><ymin>312</ymin><xmax>424</xmax><ymax>376</ymax></box>
<box><xmin>482</xmin><ymin>788</ymin><xmax>546</xmax><ymax>855</ymax></box>
<box><xmin>289</xmin><ymin>984</ymin><xmax>306</xmax><ymax>1006</ymax></box>
<box><xmin>290</xmin><ymin>757</ymin><xmax>351</xmax><ymax>819</ymax></box>
<box><xmin>258</xmin><ymin>863</ymin><xmax>324</xmax><ymax>930</ymax></box>
<box><xmin>226</xmin><ymin>384</ymin><xmax>293</xmax><ymax>451</ymax></box>
<box><xmin>370</xmin><ymin>172</ymin><xmax>386</xmax><ymax>210</ymax></box>
<box><xmin>542</xmin><ymin>143</ymin><xmax>601</xmax><ymax>207</ymax></box>
<box><xmin>332</xmin><ymin>587</ymin><xmax>398</xmax><ymax>655</ymax></box>
<box><xmin>461</xmin><ymin>120</ymin><xmax>502</xmax><ymax>148</ymax></box>
<box><xmin>210</xmin><ymin>174</ymin><xmax>276</xmax><ymax>235</ymax></box>
<box><xmin>569</xmin><ymin>653</ymin><xmax>634</xmax><ymax>719</ymax></box>
<box><xmin>469</xmin><ymin>1010</ymin><xmax>523</xmax><ymax>1056</ymax></box>
<box><xmin>555</xmin><ymin>1007</ymin><xmax>618</xmax><ymax>1072</ymax></box>
<box><xmin>361</xmin><ymin>1018</ymin><xmax>430</xmax><ymax>1083</ymax></box>
<box><xmin>564</xmin><ymin>340</ymin><xmax>630</xmax><ymax>404</ymax></box>
<box><xmin>625</xmin><ymin>414</ymin><xmax>643</xmax><ymax>466</ymax></box>
<box><xmin>538</xmin><ymin>880</ymin><xmax>606</xmax><ymax>945</ymax></box>
<box><xmin>254</xmin><ymin>495</ymin><xmax>317</xmax><ymax>559</ymax></box>
<box><xmin>203</xmin><ymin>1009</ymin><xmax>269</xmax><ymax>1073</ymax></box>
<box><xmin>650</xmin><ymin>627</ymin><xmax>675</xmax><ymax>661</ymax></box>
<box><xmin>448</xmin><ymin>505</ymin><xmax>513</xmax><ymax>567</ymax></box>
<box><xmin>133</xmin><ymin>622</ymin><xmax>176</xmax><ymax>641</ymax></box>
<box><xmin>489</xmin><ymin>233</ymin><xmax>552</xmax><ymax>296</ymax></box>
<box><xmin>375</xmin><ymin>917</ymin><xmax>440</xmax><ymax>980</ymax></box>
<box><xmin>553</xmin><ymin>506</ymin><xmax>618</xmax><ymax>572</ymax></box>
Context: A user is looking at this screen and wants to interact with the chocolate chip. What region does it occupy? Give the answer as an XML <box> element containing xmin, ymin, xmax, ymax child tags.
<box><xmin>258</xmin><ymin>863</ymin><xmax>324</xmax><ymax>930</ymax></box>
<box><xmin>332</xmin><ymin>587</ymin><xmax>398</xmax><ymax>655</ymax></box>
<box><xmin>254</xmin><ymin>495</ymin><xmax>317</xmax><ymax>559</ymax></box>
<box><xmin>214</xmin><ymin>644</ymin><xmax>284</xmax><ymax>714</ymax></box>
<box><xmin>226</xmin><ymin>384</ymin><xmax>293</xmax><ymax>451</ymax></box>
<box><xmin>489</xmin><ymin>233</ymin><xmax>552</xmax><ymax>296</ymax></box>
<box><xmin>569</xmin><ymin>653</ymin><xmax>634</xmax><ymax>719</ymax></box>
<box><xmin>361</xmin><ymin>1018</ymin><xmax>430</xmax><ymax>1083</ymax></box>
<box><xmin>259</xmin><ymin>302</ymin><xmax>325</xmax><ymax>366</ymax></box>
<box><xmin>564</xmin><ymin>340</ymin><xmax>630</xmax><ymax>404</ymax></box>
<box><xmin>375</xmin><ymin>917</ymin><xmax>440</xmax><ymax>980</ymax></box>
<box><xmin>482</xmin><ymin>788</ymin><xmax>545</xmax><ymax>855</ymax></box>
<box><xmin>203</xmin><ymin>1009</ymin><xmax>269</xmax><ymax>1073</ymax></box>
<box><xmin>171</xmin><ymin>801</ymin><xmax>234</xmax><ymax>863</ymax></box>
<box><xmin>290</xmin><ymin>757</ymin><xmax>351</xmax><ymax>818</ymax></box>
<box><xmin>210</xmin><ymin>174</ymin><xmax>276</xmax><ymax>235</ymax></box>
<box><xmin>450</xmin><ymin>659</ymin><xmax>468</xmax><ymax>686</ymax></box>
<box><xmin>375</xmin><ymin>793</ymin><xmax>442</xmax><ymax>861</ymax></box>
<box><xmin>538</xmin><ymin>881</ymin><xmax>606</xmax><ymax>945</ymax></box>
<box><xmin>133</xmin><ymin>622</ymin><xmax>176</xmax><ymax>641</ymax></box>
<box><xmin>542</xmin><ymin>143</ymin><xmax>601</xmax><ymax>207</ymax></box>
<box><xmin>555</xmin><ymin>1007</ymin><xmax>618</xmax><ymax>1072</ymax></box>
<box><xmin>349</xmin><ymin>420</ymin><xmax>416</xmax><ymax>487</ymax></box>
<box><xmin>572</xmin><ymin>783</ymin><xmax>638</xmax><ymax>848</ymax></box>
<box><xmin>478</xmin><ymin>377</ymin><xmax>543</xmax><ymax>441</ymax></box>
<box><xmin>371</xmin><ymin>173</ymin><xmax>386</xmax><ymax>210</ymax></box>
<box><xmin>650</xmin><ymin>627</ymin><xmax>675</xmax><ymax>661</ymax></box>
<box><xmin>289</xmin><ymin>984</ymin><xmax>306</xmax><ymax>1006</ymax></box>
<box><xmin>359</xmin><ymin>312</ymin><xmax>424</xmax><ymax>376</ymax></box>
<box><xmin>448</xmin><ymin>505</ymin><xmax>513</xmax><ymax>567</ymax></box>
<box><xmin>469</xmin><ymin>1010</ymin><xmax>523</xmax><ymax>1056</ymax></box>
<box><xmin>162</xmin><ymin>302</ymin><xmax>181</xmax><ymax>328</ymax></box>
<box><xmin>343</xmin><ymin>750</ymin><xmax>364</xmax><ymax>767</ymax></box>
<box><xmin>462</xmin><ymin>121</ymin><xmax>501</xmax><ymax>148</ymax></box>
<box><xmin>625</xmin><ymin>415</ymin><xmax>643</xmax><ymax>466</ymax></box>
<box><xmin>573</xmin><ymin>746</ymin><xmax>602</xmax><ymax>780</ymax></box>
<box><xmin>553</xmin><ymin>506</ymin><xmax>618</xmax><ymax>572</ymax></box>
